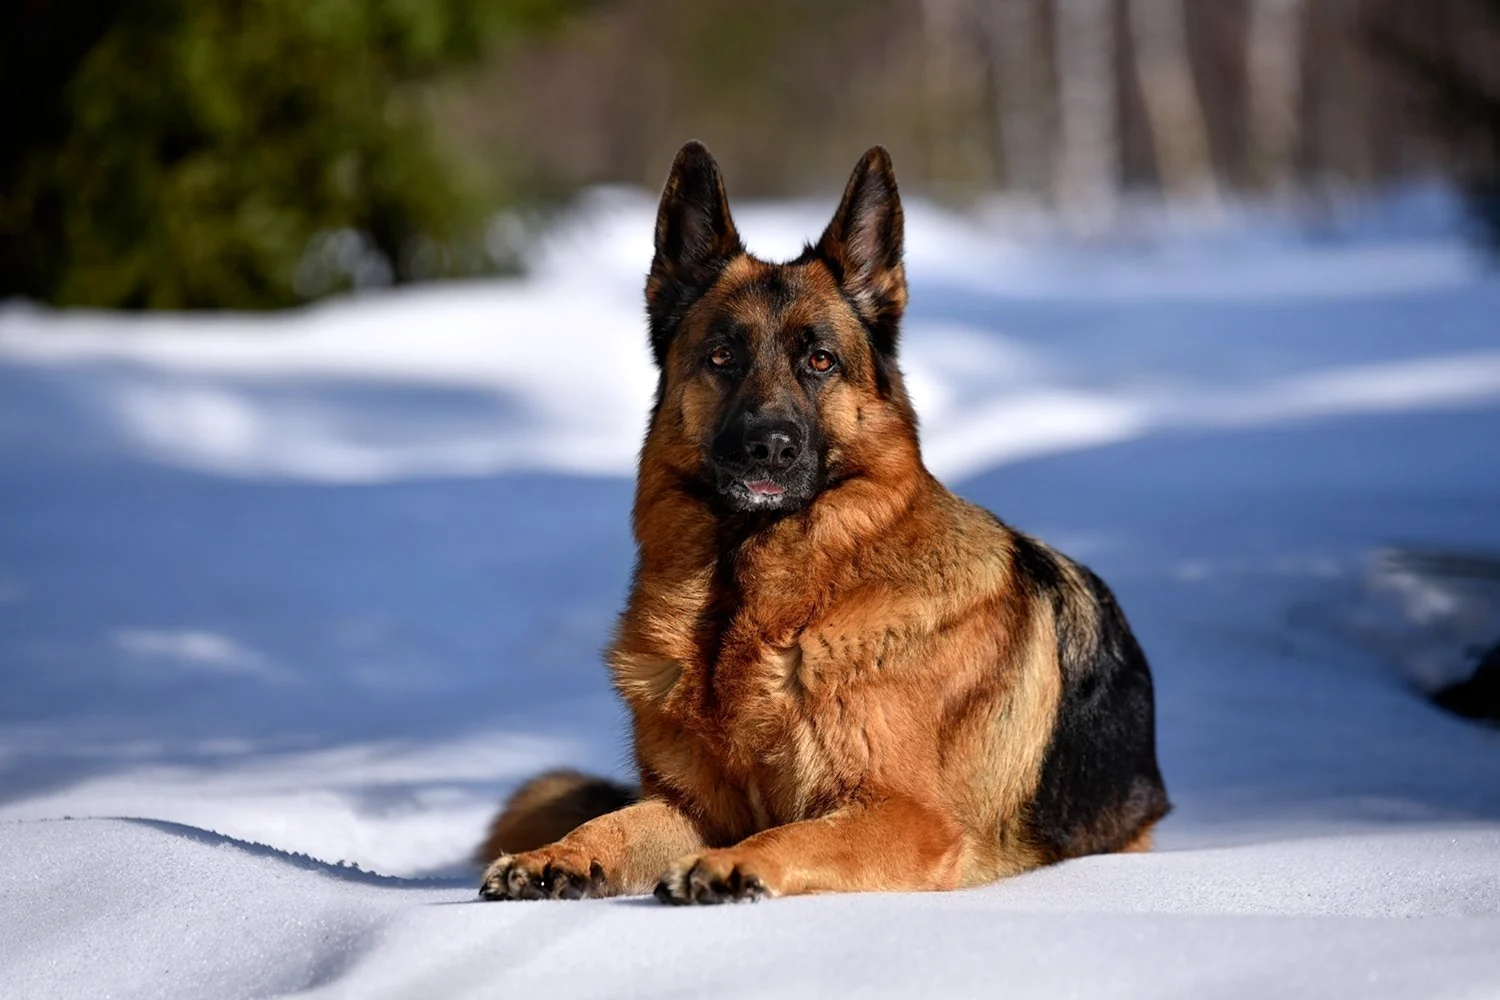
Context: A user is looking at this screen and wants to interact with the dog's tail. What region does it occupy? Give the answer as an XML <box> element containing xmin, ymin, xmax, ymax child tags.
<box><xmin>475</xmin><ymin>769</ymin><xmax>638</xmax><ymax>864</ymax></box>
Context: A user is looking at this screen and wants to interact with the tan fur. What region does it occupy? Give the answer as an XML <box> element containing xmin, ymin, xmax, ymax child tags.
<box><xmin>1119</xmin><ymin>825</ymin><xmax>1157</xmax><ymax>854</ymax></box>
<box><xmin>479</xmin><ymin>144</ymin><xmax>1157</xmax><ymax>904</ymax></box>
<box><xmin>476</xmin><ymin>770</ymin><xmax>635</xmax><ymax>861</ymax></box>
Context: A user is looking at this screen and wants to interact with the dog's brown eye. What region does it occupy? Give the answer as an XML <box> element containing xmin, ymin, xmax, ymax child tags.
<box><xmin>808</xmin><ymin>350</ymin><xmax>836</xmax><ymax>373</ymax></box>
<box><xmin>709</xmin><ymin>346</ymin><xmax>734</xmax><ymax>368</ymax></box>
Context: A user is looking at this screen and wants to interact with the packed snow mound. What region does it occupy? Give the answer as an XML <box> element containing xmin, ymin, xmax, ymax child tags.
<box><xmin>0</xmin><ymin>819</ymin><xmax>456</xmax><ymax>1000</ymax></box>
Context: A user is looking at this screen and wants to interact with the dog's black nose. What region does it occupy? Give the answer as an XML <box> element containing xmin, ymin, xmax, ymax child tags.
<box><xmin>744</xmin><ymin>421</ymin><xmax>802</xmax><ymax>469</ymax></box>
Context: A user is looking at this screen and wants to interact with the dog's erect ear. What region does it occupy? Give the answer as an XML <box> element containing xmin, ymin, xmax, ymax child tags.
<box><xmin>645</xmin><ymin>141</ymin><xmax>742</xmax><ymax>366</ymax></box>
<box><xmin>816</xmin><ymin>147</ymin><xmax>907</xmax><ymax>359</ymax></box>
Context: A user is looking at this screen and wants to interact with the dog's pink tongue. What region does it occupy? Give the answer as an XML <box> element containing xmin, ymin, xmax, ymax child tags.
<box><xmin>746</xmin><ymin>480</ymin><xmax>785</xmax><ymax>496</ymax></box>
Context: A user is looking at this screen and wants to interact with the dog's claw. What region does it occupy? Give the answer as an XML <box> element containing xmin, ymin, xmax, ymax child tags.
<box><xmin>654</xmin><ymin>855</ymin><xmax>773</xmax><ymax>905</ymax></box>
<box><xmin>479</xmin><ymin>853</ymin><xmax>608</xmax><ymax>901</ymax></box>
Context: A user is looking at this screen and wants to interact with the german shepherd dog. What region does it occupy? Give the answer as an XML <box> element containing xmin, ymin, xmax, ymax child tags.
<box><xmin>478</xmin><ymin>142</ymin><xmax>1168</xmax><ymax>904</ymax></box>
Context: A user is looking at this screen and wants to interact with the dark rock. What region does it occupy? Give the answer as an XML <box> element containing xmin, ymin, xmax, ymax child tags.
<box><xmin>1433</xmin><ymin>641</ymin><xmax>1500</xmax><ymax>722</ymax></box>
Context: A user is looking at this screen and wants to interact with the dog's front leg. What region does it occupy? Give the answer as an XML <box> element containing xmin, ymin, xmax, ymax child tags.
<box><xmin>480</xmin><ymin>798</ymin><xmax>703</xmax><ymax>900</ymax></box>
<box><xmin>654</xmin><ymin>795</ymin><xmax>967</xmax><ymax>904</ymax></box>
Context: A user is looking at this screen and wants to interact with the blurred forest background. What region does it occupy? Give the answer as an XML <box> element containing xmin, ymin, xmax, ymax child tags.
<box><xmin>2</xmin><ymin>0</ymin><xmax>1498</xmax><ymax>310</ymax></box>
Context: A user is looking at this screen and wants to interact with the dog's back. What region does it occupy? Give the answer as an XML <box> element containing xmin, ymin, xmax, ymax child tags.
<box><xmin>1006</xmin><ymin>530</ymin><xmax>1170</xmax><ymax>859</ymax></box>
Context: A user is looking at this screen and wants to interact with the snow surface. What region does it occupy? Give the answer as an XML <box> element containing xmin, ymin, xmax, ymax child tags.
<box><xmin>2</xmin><ymin>185</ymin><xmax>1499</xmax><ymax>998</ymax></box>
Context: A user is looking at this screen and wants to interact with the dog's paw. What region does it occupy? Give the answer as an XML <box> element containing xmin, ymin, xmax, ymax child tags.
<box><xmin>478</xmin><ymin>847</ymin><xmax>608</xmax><ymax>901</ymax></box>
<box><xmin>653</xmin><ymin>850</ymin><xmax>779</xmax><ymax>905</ymax></box>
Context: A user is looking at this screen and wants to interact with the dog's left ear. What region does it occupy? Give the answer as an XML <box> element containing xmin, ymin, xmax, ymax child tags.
<box><xmin>816</xmin><ymin>146</ymin><xmax>907</xmax><ymax>359</ymax></box>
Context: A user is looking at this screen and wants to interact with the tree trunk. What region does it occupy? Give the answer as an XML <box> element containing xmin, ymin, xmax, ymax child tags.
<box><xmin>1054</xmin><ymin>0</ymin><xmax>1121</xmax><ymax>229</ymax></box>
<box><xmin>1127</xmin><ymin>0</ymin><xmax>1218</xmax><ymax>202</ymax></box>
<box><xmin>983</xmin><ymin>0</ymin><xmax>1051</xmax><ymax>198</ymax></box>
<box><xmin>919</xmin><ymin>0</ymin><xmax>990</xmax><ymax>190</ymax></box>
<box><xmin>1246</xmin><ymin>0</ymin><xmax>1307</xmax><ymax>194</ymax></box>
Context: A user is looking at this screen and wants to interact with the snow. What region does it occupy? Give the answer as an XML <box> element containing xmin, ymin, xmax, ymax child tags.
<box><xmin>4</xmin><ymin>820</ymin><xmax>1498</xmax><ymax>1000</ymax></box>
<box><xmin>2</xmin><ymin>184</ymin><xmax>1499</xmax><ymax>997</ymax></box>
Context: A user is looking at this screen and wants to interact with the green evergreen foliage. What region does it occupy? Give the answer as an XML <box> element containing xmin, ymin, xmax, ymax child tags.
<box><xmin>0</xmin><ymin>0</ymin><xmax>578</xmax><ymax>309</ymax></box>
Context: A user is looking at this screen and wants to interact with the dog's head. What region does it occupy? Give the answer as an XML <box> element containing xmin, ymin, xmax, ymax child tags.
<box><xmin>641</xmin><ymin>141</ymin><xmax>919</xmax><ymax>518</ymax></box>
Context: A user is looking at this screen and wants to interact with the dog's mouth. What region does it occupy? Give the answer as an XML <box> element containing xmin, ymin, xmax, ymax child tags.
<box><xmin>708</xmin><ymin>450</ymin><xmax>823</xmax><ymax>514</ymax></box>
<box><xmin>710</xmin><ymin>467</ymin><xmax>810</xmax><ymax>513</ymax></box>
<box><xmin>734</xmin><ymin>476</ymin><xmax>791</xmax><ymax>509</ymax></box>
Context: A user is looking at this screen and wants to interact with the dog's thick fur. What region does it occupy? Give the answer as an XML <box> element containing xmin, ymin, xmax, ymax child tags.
<box><xmin>478</xmin><ymin>142</ymin><xmax>1169</xmax><ymax>904</ymax></box>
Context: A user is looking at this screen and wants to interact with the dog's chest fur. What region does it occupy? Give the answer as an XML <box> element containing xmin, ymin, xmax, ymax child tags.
<box><xmin>612</xmin><ymin>578</ymin><xmax>881</xmax><ymax>842</ymax></box>
<box><xmin>610</xmin><ymin>495</ymin><xmax>1010</xmax><ymax>847</ymax></box>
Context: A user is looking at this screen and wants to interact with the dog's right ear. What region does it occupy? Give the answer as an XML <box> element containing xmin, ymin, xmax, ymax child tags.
<box><xmin>645</xmin><ymin>141</ymin><xmax>742</xmax><ymax>367</ymax></box>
